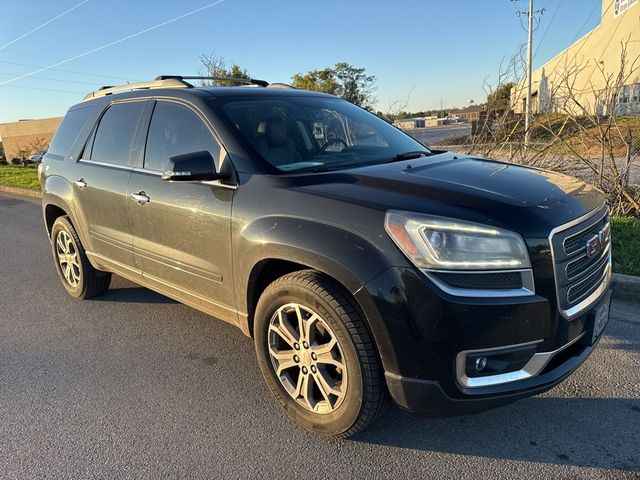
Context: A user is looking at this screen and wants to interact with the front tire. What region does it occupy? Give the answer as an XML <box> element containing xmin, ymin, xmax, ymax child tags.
<box><xmin>51</xmin><ymin>216</ymin><xmax>111</xmax><ymax>299</ymax></box>
<box><xmin>254</xmin><ymin>270</ymin><xmax>388</xmax><ymax>438</ymax></box>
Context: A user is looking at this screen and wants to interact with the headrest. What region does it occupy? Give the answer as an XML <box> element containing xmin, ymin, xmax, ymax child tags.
<box><xmin>258</xmin><ymin>116</ymin><xmax>288</xmax><ymax>147</ymax></box>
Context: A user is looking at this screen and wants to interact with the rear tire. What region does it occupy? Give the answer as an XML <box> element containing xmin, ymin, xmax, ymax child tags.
<box><xmin>51</xmin><ymin>216</ymin><xmax>111</xmax><ymax>299</ymax></box>
<box><xmin>254</xmin><ymin>270</ymin><xmax>388</xmax><ymax>438</ymax></box>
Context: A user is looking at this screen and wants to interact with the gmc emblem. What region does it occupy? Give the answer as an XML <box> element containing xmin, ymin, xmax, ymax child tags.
<box><xmin>585</xmin><ymin>230</ymin><xmax>606</xmax><ymax>258</ymax></box>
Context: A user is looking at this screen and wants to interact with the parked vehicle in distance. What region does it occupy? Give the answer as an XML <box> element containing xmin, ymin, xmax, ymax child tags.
<box><xmin>28</xmin><ymin>150</ymin><xmax>47</xmax><ymax>164</ymax></box>
<box><xmin>39</xmin><ymin>76</ymin><xmax>612</xmax><ymax>437</ymax></box>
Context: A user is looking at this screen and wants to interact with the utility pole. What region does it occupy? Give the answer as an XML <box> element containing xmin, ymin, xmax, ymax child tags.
<box><xmin>513</xmin><ymin>0</ymin><xmax>544</xmax><ymax>152</ymax></box>
<box><xmin>525</xmin><ymin>0</ymin><xmax>533</xmax><ymax>151</ymax></box>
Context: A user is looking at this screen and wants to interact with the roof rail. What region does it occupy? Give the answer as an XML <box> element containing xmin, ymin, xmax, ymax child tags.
<box><xmin>267</xmin><ymin>83</ymin><xmax>296</xmax><ymax>89</ymax></box>
<box><xmin>83</xmin><ymin>78</ymin><xmax>192</xmax><ymax>101</ymax></box>
<box><xmin>156</xmin><ymin>75</ymin><xmax>269</xmax><ymax>87</ymax></box>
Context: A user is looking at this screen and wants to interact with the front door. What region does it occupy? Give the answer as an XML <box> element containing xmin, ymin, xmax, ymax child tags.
<box><xmin>127</xmin><ymin>100</ymin><xmax>236</xmax><ymax>320</ymax></box>
<box><xmin>73</xmin><ymin>100</ymin><xmax>147</xmax><ymax>275</ymax></box>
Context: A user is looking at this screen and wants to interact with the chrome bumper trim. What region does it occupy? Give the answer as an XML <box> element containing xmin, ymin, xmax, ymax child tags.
<box><xmin>456</xmin><ymin>333</ymin><xmax>585</xmax><ymax>388</ymax></box>
<box><xmin>423</xmin><ymin>269</ymin><xmax>535</xmax><ymax>298</ymax></box>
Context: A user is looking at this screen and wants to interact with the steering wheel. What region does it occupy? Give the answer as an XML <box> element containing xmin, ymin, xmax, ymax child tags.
<box><xmin>319</xmin><ymin>138</ymin><xmax>348</xmax><ymax>154</ymax></box>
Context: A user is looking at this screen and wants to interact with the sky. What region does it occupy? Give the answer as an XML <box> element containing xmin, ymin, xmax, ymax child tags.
<box><xmin>0</xmin><ymin>0</ymin><xmax>603</xmax><ymax>124</ymax></box>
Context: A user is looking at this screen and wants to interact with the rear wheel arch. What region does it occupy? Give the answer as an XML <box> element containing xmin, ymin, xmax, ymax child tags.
<box><xmin>45</xmin><ymin>204</ymin><xmax>68</xmax><ymax>236</ymax></box>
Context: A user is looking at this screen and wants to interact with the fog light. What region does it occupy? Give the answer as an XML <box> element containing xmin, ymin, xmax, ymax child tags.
<box><xmin>475</xmin><ymin>356</ymin><xmax>487</xmax><ymax>372</ymax></box>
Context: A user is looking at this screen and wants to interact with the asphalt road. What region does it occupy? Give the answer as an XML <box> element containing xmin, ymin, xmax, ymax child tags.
<box><xmin>1</xmin><ymin>192</ymin><xmax>639</xmax><ymax>480</ymax></box>
<box><xmin>405</xmin><ymin>124</ymin><xmax>472</xmax><ymax>146</ymax></box>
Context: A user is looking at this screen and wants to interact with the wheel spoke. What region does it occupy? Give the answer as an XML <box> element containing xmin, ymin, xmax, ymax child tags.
<box><xmin>269</xmin><ymin>347</ymin><xmax>298</xmax><ymax>376</ymax></box>
<box><xmin>56</xmin><ymin>235</ymin><xmax>66</xmax><ymax>253</ymax></box>
<box><xmin>64</xmin><ymin>234</ymin><xmax>73</xmax><ymax>253</ymax></box>
<box><xmin>64</xmin><ymin>264</ymin><xmax>73</xmax><ymax>284</ymax></box>
<box><xmin>293</xmin><ymin>305</ymin><xmax>307</xmax><ymax>342</ymax></box>
<box><xmin>312</xmin><ymin>337</ymin><xmax>337</xmax><ymax>356</ymax></box>
<box><xmin>269</xmin><ymin>316</ymin><xmax>297</xmax><ymax>348</ymax></box>
<box><xmin>315</xmin><ymin>349</ymin><xmax>345</xmax><ymax>370</ymax></box>
<box><xmin>314</xmin><ymin>369</ymin><xmax>342</xmax><ymax>400</ymax></box>
<box><xmin>71</xmin><ymin>265</ymin><xmax>81</xmax><ymax>284</ymax></box>
<box><xmin>295</xmin><ymin>373</ymin><xmax>314</xmax><ymax>411</ymax></box>
<box><xmin>304</xmin><ymin>314</ymin><xmax>321</xmax><ymax>344</ymax></box>
<box><xmin>69</xmin><ymin>253</ymin><xmax>80</xmax><ymax>269</ymax></box>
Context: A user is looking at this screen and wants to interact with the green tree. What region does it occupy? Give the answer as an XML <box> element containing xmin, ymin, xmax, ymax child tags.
<box><xmin>199</xmin><ymin>53</ymin><xmax>250</xmax><ymax>86</ymax></box>
<box><xmin>486</xmin><ymin>82</ymin><xmax>515</xmax><ymax>112</ymax></box>
<box><xmin>292</xmin><ymin>62</ymin><xmax>376</xmax><ymax>109</ymax></box>
<box><xmin>291</xmin><ymin>68</ymin><xmax>339</xmax><ymax>95</ymax></box>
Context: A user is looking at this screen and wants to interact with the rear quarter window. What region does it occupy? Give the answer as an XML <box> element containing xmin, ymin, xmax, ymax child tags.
<box><xmin>48</xmin><ymin>106</ymin><xmax>94</xmax><ymax>158</ymax></box>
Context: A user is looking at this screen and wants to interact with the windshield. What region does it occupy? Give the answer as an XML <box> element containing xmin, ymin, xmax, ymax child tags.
<box><xmin>213</xmin><ymin>96</ymin><xmax>430</xmax><ymax>173</ymax></box>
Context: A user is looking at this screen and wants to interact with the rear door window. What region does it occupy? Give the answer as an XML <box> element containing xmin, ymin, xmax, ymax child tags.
<box><xmin>48</xmin><ymin>106</ymin><xmax>94</xmax><ymax>158</ymax></box>
<box><xmin>144</xmin><ymin>101</ymin><xmax>220</xmax><ymax>172</ymax></box>
<box><xmin>90</xmin><ymin>102</ymin><xmax>146</xmax><ymax>166</ymax></box>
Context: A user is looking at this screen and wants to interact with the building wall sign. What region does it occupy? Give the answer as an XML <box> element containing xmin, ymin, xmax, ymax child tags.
<box><xmin>614</xmin><ymin>0</ymin><xmax>638</xmax><ymax>17</ymax></box>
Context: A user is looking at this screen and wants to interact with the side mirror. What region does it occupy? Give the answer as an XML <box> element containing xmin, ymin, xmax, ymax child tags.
<box><xmin>162</xmin><ymin>151</ymin><xmax>230</xmax><ymax>182</ymax></box>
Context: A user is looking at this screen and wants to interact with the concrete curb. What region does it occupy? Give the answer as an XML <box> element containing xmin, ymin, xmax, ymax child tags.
<box><xmin>0</xmin><ymin>185</ymin><xmax>42</xmax><ymax>199</ymax></box>
<box><xmin>612</xmin><ymin>273</ymin><xmax>640</xmax><ymax>304</ymax></box>
<box><xmin>1</xmin><ymin>185</ymin><xmax>638</xmax><ymax>304</ymax></box>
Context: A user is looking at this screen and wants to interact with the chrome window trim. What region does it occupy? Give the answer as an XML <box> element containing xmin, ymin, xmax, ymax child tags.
<box><xmin>77</xmin><ymin>158</ymin><xmax>133</xmax><ymax>171</ymax></box>
<box><xmin>456</xmin><ymin>333</ymin><xmax>585</xmax><ymax>388</ymax></box>
<box><xmin>548</xmin><ymin>205</ymin><xmax>611</xmax><ymax>319</ymax></box>
<box><xmin>132</xmin><ymin>167</ymin><xmax>162</xmax><ymax>176</ymax></box>
<box><xmin>130</xmin><ymin>167</ymin><xmax>238</xmax><ymax>189</ymax></box>
<box><xmin>422</xmin><ymin>269</ymin><xmax>535</xmax><ymax>298</ymax></box>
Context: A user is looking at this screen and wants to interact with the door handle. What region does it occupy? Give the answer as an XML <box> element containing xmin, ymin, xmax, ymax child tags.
<box><xmin>74</xmin><ymin>179</ymin><xmax>87</xmax><ymax>189</ymax></box>
<box><xmin>130</xmin><ymin>192</ymin><xmax>150</xmax><ymax>204</ymax></box>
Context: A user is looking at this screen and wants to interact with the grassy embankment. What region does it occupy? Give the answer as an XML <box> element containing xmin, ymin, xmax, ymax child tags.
<box><xmin>0</xmin><ymin>165</ymin><xmax>40</xmax><ymax>189</ymax></box>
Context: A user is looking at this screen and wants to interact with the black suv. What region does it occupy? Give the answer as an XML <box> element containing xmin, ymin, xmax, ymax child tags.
<box><xmin>40</xmin><ymin>76</ymin><xmax>612</xmax><ymax>437</ymax></box>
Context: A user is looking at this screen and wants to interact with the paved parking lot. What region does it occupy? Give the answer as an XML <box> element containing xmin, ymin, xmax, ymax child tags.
<box><xmin>1</xmin><ymin>193</ymin><xmax>639</xmax><ymax>479</ymax></box>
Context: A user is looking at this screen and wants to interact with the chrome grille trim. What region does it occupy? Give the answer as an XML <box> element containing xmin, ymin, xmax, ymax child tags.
<box><xmin>549</xmin><ymin>205</ymin><xmax>612</xmax><ymax>319</ymax></box>
<box><xmin>567</xmin><ymin>251</ymin><xmax>611</xmax><ymax>304</ymax></box>
<box><xmin>565</xmin><ymin>235</ymin><xmax>611</xmax><ymax>282</ymax></box>
<box><xmin>563</xmin><ymin>214</ymin><xmax>609</xmax><ymax>255</ymax></box>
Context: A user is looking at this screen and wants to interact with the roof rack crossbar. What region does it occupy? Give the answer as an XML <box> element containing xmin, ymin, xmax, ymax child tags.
<box><xmin>156</xmin><ymin>75</ymin><xmax>269</xmax><ymax>87</ymax></box>
<box><xmin>83</xmin><ymin>78</ymin><xmax>192</xmax><ymax>101</ymax></box>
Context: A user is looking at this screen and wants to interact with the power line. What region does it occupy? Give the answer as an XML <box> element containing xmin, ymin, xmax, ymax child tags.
<box><xmin>0</xmin><ymin>84</ymin><xmax>85</xmax><ymax>95</ymax></box>
<box><xmin>0</xmin><ymin>1</ymin><xmax>90</xmax><ymax>52</ymax></box>
<box><xmin>1</xmin><ymin>49</ymin><xmax>158</xmax><ymax>77</ymax></box>
<box><xmin>533</xmin><ymin>0</ymin><xmax>565</xmax><ymax>60</ymax></box>
<box><xmin>0</xmin><ymin>0</ymin><xmax>225</xmax><ymax>87</ymax></box>
<box><xmin>0</xmin><ymin>59</ymin><xmax>141</xmax><ymax>82</ymax></box>
<box><xmin>0</xmin><ymin>71</ymin><xmax>108</xmax><ymax>86</ymax></box>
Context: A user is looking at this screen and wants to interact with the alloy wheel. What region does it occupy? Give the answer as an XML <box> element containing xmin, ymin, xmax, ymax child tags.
<box><xmin>55</xmin><ymin>230</ymin><xmax>81</xmax><ymax>287</ymax></box>
<box><xmin>267</xmin><ymin>303</ymin><xmax>348</xmax><ymax>414</ymax></box>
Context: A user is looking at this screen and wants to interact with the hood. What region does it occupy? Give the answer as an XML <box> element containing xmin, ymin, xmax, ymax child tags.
<box><xmin>291</xmin><ymin>152</ymin><xmax>606</xmax><ymax>237</ymax></box>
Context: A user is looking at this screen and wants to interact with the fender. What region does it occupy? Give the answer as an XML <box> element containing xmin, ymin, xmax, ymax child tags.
<box><xmin>42</xmin><ymin>175</ymin><xmax>75</xmax><ymax>230</ymax></box>
<box><xmin>236</xmin><ymin>215</ymin><xmax>408</xmax><ymax>372</ymax></box>
<box><xmin>41</xmin><ymin>175</ymin><xmax>93</xmax><ymax>261</ymax></box>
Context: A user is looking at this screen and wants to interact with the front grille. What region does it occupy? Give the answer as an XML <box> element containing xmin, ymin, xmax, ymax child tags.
<box><xmin>431</xmin><ymin>271</ymin><xmax>523</xmax><ymax>290</ymax></box>
<box><xmin>550</xmin><ymin>206</ymin><xmax>611</xmax><ymax>317</ymax></box>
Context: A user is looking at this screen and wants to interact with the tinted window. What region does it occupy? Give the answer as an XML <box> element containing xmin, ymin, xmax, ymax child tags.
<box><xmin>48</xmin><ymin>106</ymin><xmax>93</xmax><ymax>157</ymax></box>
<box><xmin>144</xmin><ymin>102</ymin><xmax>220</xmax><ymax>171</ymax></box>
<box><xmin>91</xmin><ymin>102</ymin><xmax>145</xmax><ymax>166</ymax></box>
<box><xmin>215</xmin><ymin>97</ymin><xmax>427</xmax><ymax>173</ymax></box>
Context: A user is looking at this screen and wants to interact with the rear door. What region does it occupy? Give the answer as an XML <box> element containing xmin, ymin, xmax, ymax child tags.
<box><xmin>73</xmin><ymin>100</ymin><xmax>147</xmax><ymax>275</ymax></box>
<box><xmin>127</xmin><ymin>100</ymin><xmax>236</xmax><ymax>319</ymax></box>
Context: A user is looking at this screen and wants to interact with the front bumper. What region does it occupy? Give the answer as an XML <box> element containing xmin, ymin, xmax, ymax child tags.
<box><xmin>355</xmin><ymin>265</ymin><xmax>611</xmax><ymax>416</ymax></box>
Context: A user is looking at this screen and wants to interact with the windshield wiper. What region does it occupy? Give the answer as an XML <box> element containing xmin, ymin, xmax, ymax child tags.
<box><xmin>387</xmin><ymin>150</ymin><xmax>432</xmax><ymax>163</ymax></box>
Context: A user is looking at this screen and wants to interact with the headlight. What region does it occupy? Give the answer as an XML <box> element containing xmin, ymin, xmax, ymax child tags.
<box><xmin>385</xmin><ymin>211</ymin><xmax>531</xmax><ymax>271</ymax></box>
